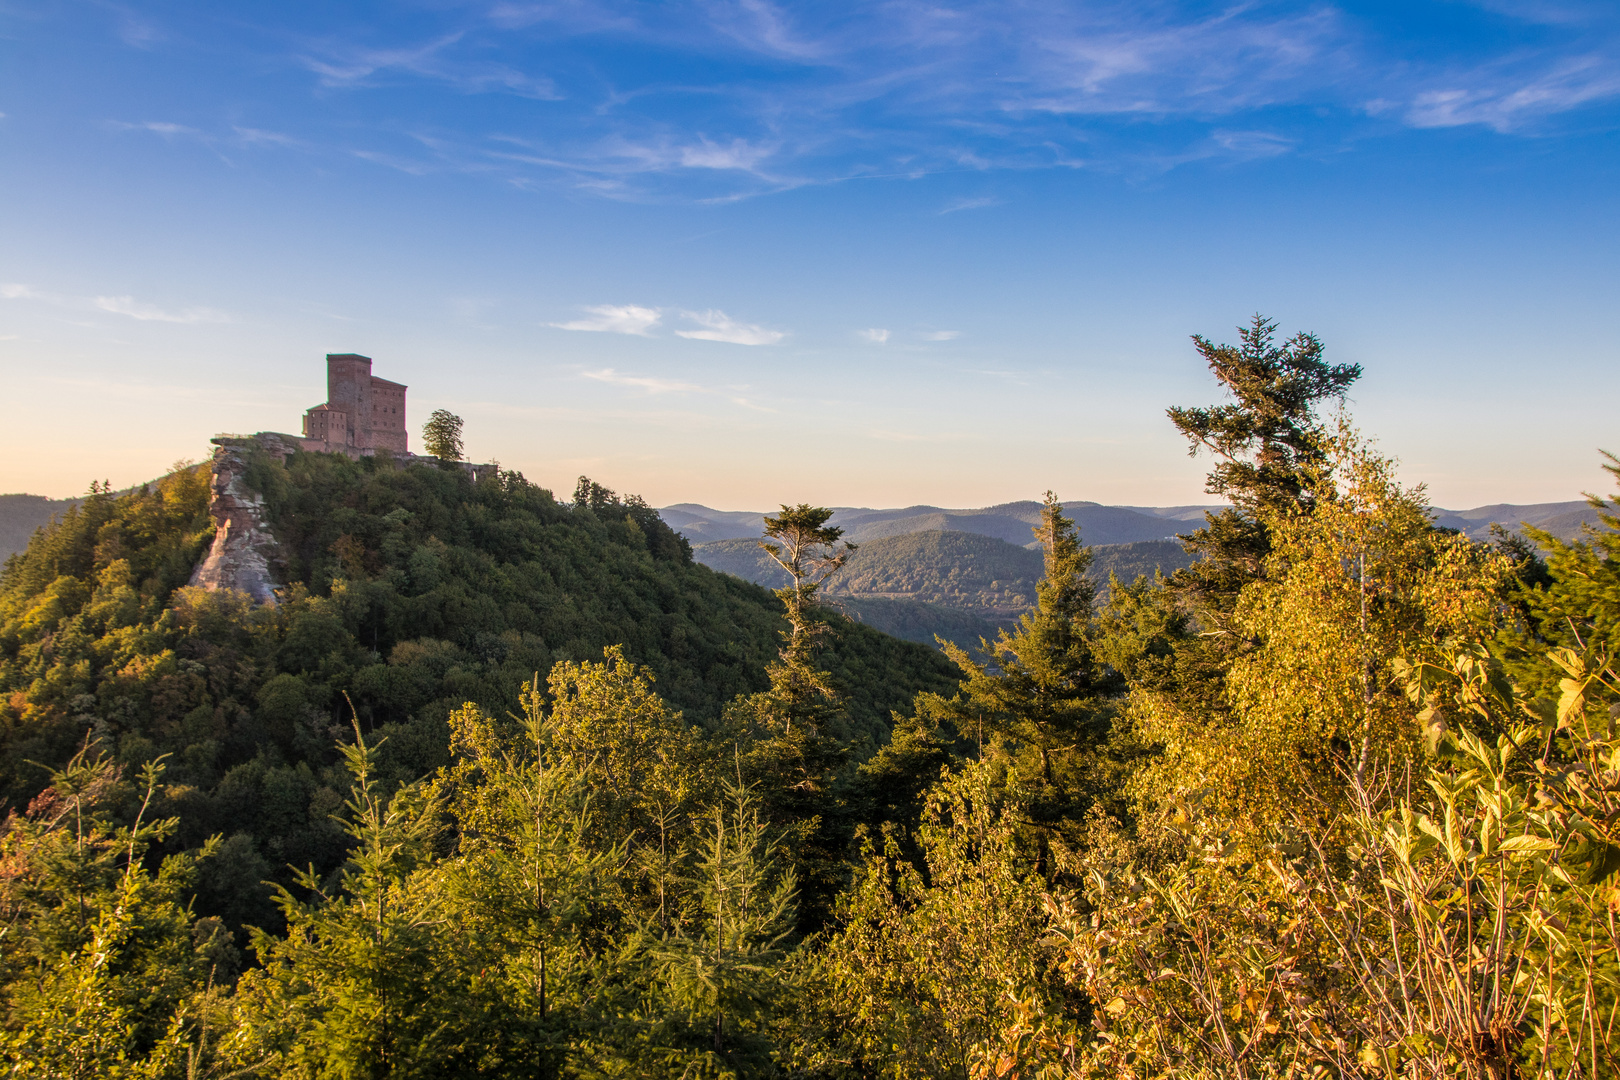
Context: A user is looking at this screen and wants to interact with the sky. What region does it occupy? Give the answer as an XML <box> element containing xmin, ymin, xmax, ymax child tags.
<box><xmin>1</xmin><ymin>1</ymin><xmax>1617</xmax><ymax>510</ymax></box>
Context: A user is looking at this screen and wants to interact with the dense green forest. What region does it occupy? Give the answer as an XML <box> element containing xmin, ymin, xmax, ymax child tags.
<box><xmin>2</xmin><ymin>316</ymin><xmax>1617</xmax><ymax>1079</ymax></box>
<box><xmin>0</xmin><ymin>454</ymin><xmax>954</xmax><ymax>935</ymax></box>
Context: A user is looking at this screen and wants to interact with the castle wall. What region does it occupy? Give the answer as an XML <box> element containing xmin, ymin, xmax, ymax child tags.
<box><xmin>367</xmin><ymin>376</ymin><xmax>408</xmax><ymax>453</ymax></box>
<box><xmin>301</xmin><ymin>353</ymin><xmax>408</xmax><ymax>456</ymax></box>
<box><xmin>326</xmin><ymin>353</ymin><xmax>373</xmax><ymax>448</ymax></box>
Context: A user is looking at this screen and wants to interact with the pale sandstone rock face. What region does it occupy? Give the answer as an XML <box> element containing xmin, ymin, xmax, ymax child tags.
<box><xmin>188</xmin><ymin>435</ymin><xmax>293</xmax><ymax>605</ymax></box>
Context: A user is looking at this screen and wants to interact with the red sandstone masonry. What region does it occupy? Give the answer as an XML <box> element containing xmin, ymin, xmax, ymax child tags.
<box><xmin>191</xmin><ymin>355</ymin><xmax>497</xmax><ymax>605</ymax></box>
<box><xmin>300</xmin><ymin>353</ymin><xmax>409</xmax><ymax>457</ymax></box>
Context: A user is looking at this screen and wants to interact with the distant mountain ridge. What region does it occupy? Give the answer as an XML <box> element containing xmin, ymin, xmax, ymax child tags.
<box><xmin>0</xmin><ymin>494</ymin><xmax>79</xmax><ymax>565</ymax></box>
<box><xmin>661</xmin><ymin>500</ymin><xmax>1214</xmax><ymax>549</ymax></box>
<box><xmin>661</xmin><ymin>498</ymin><xmax>1605</xmax><ymax>548</ymax></box>
<box><xmin>692</xmin><ymin>529</ymin><xmax>1198</xmax><ymax>649</ymax></box>
<box><xmin>5</xmin><ymin>491</ymin><xmax>1607</xmax><ymax>567</ymax></box>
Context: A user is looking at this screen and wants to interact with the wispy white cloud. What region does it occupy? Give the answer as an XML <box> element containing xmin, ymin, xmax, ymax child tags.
<box><xmin>675</xmin><ymin>309</ymin><xmax>785</xmax><ymax>345</ymax></box>
<box><xmin>580</xmin><ymin>367</ymin><xmax>778</xmax><ymax>412</ymax></box>
<box><xmin>1464</xmin><ymin>0</ymin><xmax>1606</xmax><ymax>26</ymax></box>
<box><xmin>679</xmin><ymin>137</ymin><xmax>777</xmax><ymax>170</ymax></box>
<box><xmin>1398</xmin><ymin>54</ymin><xmax>1620</xmax><ymax>131</ymax></box>
<box><xmin>93</xmin><ymin>295</ymin><xmax>230</xmax><ymax>324</ymax></box>
<box><xmin>130</xmin><ymin>1</ymin><xmax>1617</xmax><ymax>204</ymax></box>
<box><xmin>112</xmin><ymin>119</ymin><xmax>312</xmax><ymax>159</ymax></box>
<box><xmin>551</xmin><ymin>304</ymin><xmax>663</xmax><ymax>335</ymax></box>
<box><xmin>940</xmin><ymin>196</ymin><xmax>1001</xmax><ymax>214</ymax></box>
<box><xmin>114</xmin><ymin>9</ymin><xmax>165</xmax><ymax>49</ymax></box>
<box><xmin>2</xmin><ymin>283</ymin><xmax>229</xmax><ymax>324</ymax></box>
<box><xmin>301</xmin><ymin>33</ymin><xmax>560</xmax><ymax>99</ymax></box>
<box><xmin>859</xmin><ymin>328</ymin><xmax>890</xmax><ymax>344</ymax></box>
<box><xmin>233</xmin><ymin>126</ymin><xmax>305</xmax><ymax>148</ymax></box>
<box><xmin>1208</xmin><ymin>129</ymin><xmax>1294</xmax><ymax>159</ymax></box>
<box><xmin>708</xmin><ymin>0</ymin><xmax>827</xmax><ymax>60</ymax></box>
<box><xmin>111</xmin><ymin>120</ymin><xmax>203</xmax><ymax>139</ymax></box>
<box><xmin>582</xmin><ymin>368</ymin><xmax>701</xmax><ymax>393</ymax></box>
<box><xmin>921</xmin><ymin>330</ymin><xmax>961</xmax><ymax>341</ymax></box>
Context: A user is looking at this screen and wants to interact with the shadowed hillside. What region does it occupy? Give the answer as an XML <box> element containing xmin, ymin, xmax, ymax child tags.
<box><xmin>0</xmin><ymin>493</ymin><xmax>79</xmax><ymax>564</ymax></box>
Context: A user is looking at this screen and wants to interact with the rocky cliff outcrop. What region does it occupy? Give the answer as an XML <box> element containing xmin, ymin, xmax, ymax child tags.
<box><xmin>188</xmin><ymin>434</ymin><xmax>294</xmax><ymax>604</ymax></box>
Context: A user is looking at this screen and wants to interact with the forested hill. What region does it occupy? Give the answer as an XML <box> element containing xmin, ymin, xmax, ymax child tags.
<box><xmin>0</xmin><ymin>447</ymin><xmax>956</xmax><ymax>928</ymax></box>
<box><xmin>0</xmin><ymin>493</ymin><xmax>78</xmax><ymax>563</ymax></box>
<box><xmin>695</xmin><ymin>530</ymin><xmax>1196</xmax><ymax>646</ymax></box>
<box><xmin>664</xmin><ymin>496</ymin><xmax>1607</xmax><ymax>546</ymax></box>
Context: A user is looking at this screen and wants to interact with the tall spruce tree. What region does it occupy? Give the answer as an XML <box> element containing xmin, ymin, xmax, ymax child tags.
<box><xmin>1099</xmin><ymin>316</ymin><xmax>1363</xmax><ymax>718</ymax></box>
<box><xmin>647</xmin><ymin>776</ymin><xmax>798</xmax><ymax>1066</ymax></box>
<box><xmin>236</xmin><ymin>725</ymin><xmax>474</xmax><ymax>1079</ymax></box>
<box><xmin>728</xmin><ymin>505</ymin><xmax>856</xmax><ymax>930</ymax></box>
<box><xmin>1166</xmin><ymin>314</ymin><xmax>1361</xmax><ymax>615</ymax></box>
<box><xmin>935</xmin><ymin>494</ymin><xmax>1116</xmax><ymax>856</ymax></box>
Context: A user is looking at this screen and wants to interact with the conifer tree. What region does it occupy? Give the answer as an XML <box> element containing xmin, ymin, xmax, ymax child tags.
<box><xmin>820</xmin><ymin>758</ymin><xmax>1051</xmax><ymax>1079</ymax></box>
<box><xmin>540</xmin><ymin>647</ymin><xmax>712</xmax><ymax>929</ymax></box>
<box><xmin>728</xmin><ymin>505</ymin><xmax>856</xmax><ymax>929</ymax></box>
<box><xmin>759</xmin><ymin>504</ymin><xmax>855</xmax><ymax>666</ymax></box>
<box><xmin>0</xmin><ymin>749</ymin><xmax>238</xmax><ymax>1078</ymax></box>
<box><xmin>937</xmin><ymin>493</ymin><xmax>1115</xmax><ymax>841</ymax></box>
<box><xmin>236</xmin><ymin>724</ymin><xmax>471</xmax><ymax>1078</ymax></box>
<box><xmin>1506</xmin><ymin>450</ymin><xmax>1620</xmax><ymax>704</ymax></box>
<box><xmin>436</xmin><ymin>687</ymin><xmax>623</xmax><ymax>1071</ymax></box>
<box><xmin>1097</xmin><ymin>316</ymin><xmax>1364</xmax><ymax>741</ymax></box>
<box><xmin>647</xmin><ymin>774</ymin><xmax>798</xmax><ymax>1066</ymax></box>
<box><xmin>1165</xmin><ymin>314</ymin><xmax>1360</xmax><ymax>615</ymax></box>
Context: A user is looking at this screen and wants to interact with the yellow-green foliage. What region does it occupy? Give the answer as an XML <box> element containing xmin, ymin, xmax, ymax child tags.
<box><xmin>1132</xmin><ymin>430</ymin><xmax>1511</xmax><ymax>842</ymax></box>
<box><xmin>816</xmin><ymin>758</ymin><xmax>1055</xmax><ymax>1079</ymax></box>
<box><xmin>5</xmin><ymin>336</ymin><xmax>1619</xmax><ymax>1079</ymax></box>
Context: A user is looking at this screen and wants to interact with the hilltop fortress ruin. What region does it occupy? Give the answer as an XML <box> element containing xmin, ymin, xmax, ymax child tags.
<box><xmin>301</xmin><ymin>353</ymin><xmax>409</xmax><ymax>457</ymax></box>
<box><xmin>191</xmin><ymin>352</ymin><xmax>489</xmax><ymax>604</ymax></box>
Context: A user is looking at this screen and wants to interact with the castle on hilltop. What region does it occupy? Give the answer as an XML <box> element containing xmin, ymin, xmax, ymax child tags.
<box><xmin>301</xmin><ymin>353</ymin><xmax>408</xmax><ymax>456</ymax></box>
<box><xmin>194</xmin><ymin>352</ymin><xmax>496</xmax><ymax>605</ymax></box>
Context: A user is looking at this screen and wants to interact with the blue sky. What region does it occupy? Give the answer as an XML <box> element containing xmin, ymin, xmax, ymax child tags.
<box><xmin>2</xmin><ymin>1</ymin><xmax>1617</xmax><ymax>509</ymax></box>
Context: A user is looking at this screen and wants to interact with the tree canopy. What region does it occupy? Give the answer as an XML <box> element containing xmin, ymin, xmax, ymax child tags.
<box><xmin>2</xmin><ymin>317</ymin><xmax>1614</xmax><ymax>1080</ymax></box>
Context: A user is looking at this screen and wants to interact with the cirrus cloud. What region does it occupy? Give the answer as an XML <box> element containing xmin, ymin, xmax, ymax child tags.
<box><xmin>550</xmin><ymin>304</ymin><xmax>663</xmax><ymax>335</ymax></box>
<box><xmin>675</xmin><ymin>309</ymin><xmax>786</xmax><ymax>345</ymax></box>
<box><xmin>582</xmin><ymin>367</ymin><xmax>701</xmax><ymax>393</ymax></box>
<box><xmin>3</xmin><ymin>282</ymin><xmax>230</xmax><ymax>324</ymax></box>
<box><xmin>93</xmin><ymin>295</ymin><xmax>230</xmax><ymax>324</ymax></box>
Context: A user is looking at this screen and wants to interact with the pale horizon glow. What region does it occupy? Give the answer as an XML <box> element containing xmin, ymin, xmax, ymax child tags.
<box><xmin>1</xmin><ymin>2</ymin><xmax>1617</xmax><ymax>509</ymax></box>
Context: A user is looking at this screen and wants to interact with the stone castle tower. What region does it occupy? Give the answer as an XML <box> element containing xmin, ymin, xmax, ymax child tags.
<box><xmin>301</xmin><ymin>353</ymin><xmax>408</xmax><ymax>456</ymax></box>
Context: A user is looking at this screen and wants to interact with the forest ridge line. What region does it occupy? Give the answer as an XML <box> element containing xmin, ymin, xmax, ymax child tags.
<box><xmin>659</xmin><ymin>496</ymin><xmax>1605</xmax><ymax>547</ymax></box>
<box><xmin>3</xmin><ymin>491</ymin><xmax>1603</xmax><ymax>566</ymax></box>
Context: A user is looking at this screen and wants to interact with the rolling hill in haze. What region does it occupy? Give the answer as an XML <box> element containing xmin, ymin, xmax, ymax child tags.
<box><xmin>677</xmin><ymin>496</ymin><xmax>1610</xmax><ymax>648</ymax></box>
<box><xmin>693</xmin><ymin>530</ymin><xmax>1198</xmax><ymax>647</ymax></box>
<box><xmin>0</xmin><ymin>494</ymin><xmax>78</xmax><ymax>563</ymax></box>
<box><xmin>662</xmin><ymin>500</ymin><xmax>1213</xmax><ymax>547</ymax></box>
<box><xmin>662</xmin><ymin>498</ymin><xmax>1606</xmax><ymax>548</ymax></box>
